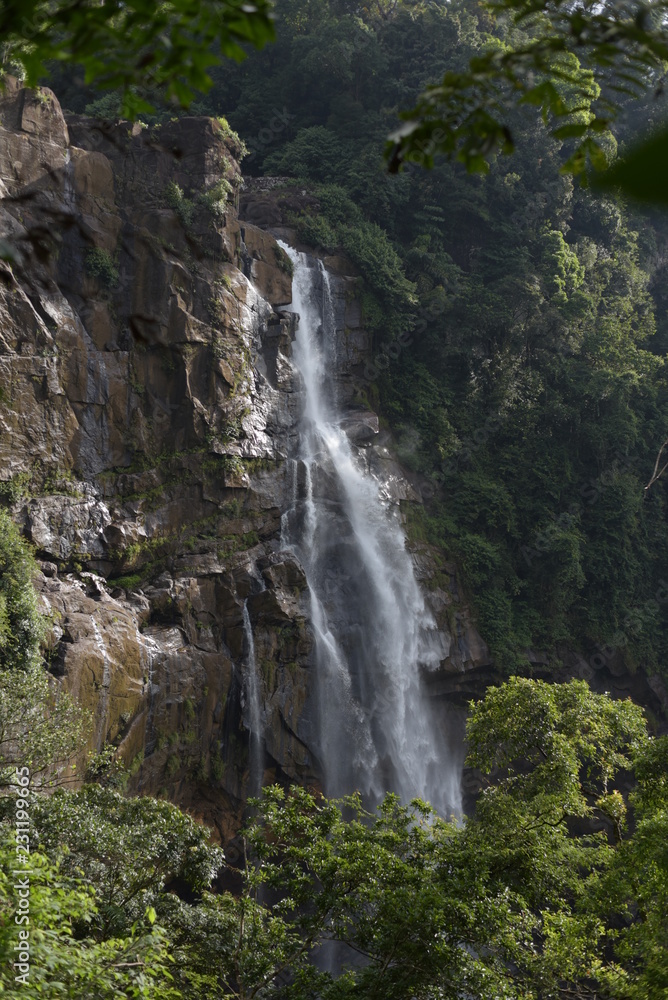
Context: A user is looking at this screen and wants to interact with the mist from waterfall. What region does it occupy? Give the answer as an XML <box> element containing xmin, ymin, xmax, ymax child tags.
<box><xmin>279</xmin><ymin>244</ymin><xmax>461</xmax><ymax>817</ymax></box>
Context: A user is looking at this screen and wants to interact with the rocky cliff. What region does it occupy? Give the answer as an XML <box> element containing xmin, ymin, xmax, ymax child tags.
<box><xmin>0</xmin><ymin>82</ymin><xmax>491</xmax><ymax>837</ymax></box>
<box><xmin>2</xmin><ymin>82</ymin><xmax>663</xmax><ymax>838</ymax></box>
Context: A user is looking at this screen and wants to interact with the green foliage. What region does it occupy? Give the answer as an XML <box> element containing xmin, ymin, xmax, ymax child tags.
<box><xmin>14</xmin><ymin>784</ymin><xmax>225</xmax><ymax>938</ymax></box>
<box><xmin>0</xmin><ymin>832</ymin><xmax>177</xmax><ymax>998</ymax></box>
<box><xmin>242</xmin><ymin>786</ymin><xmax>504</xmax><ymax>999</ymax></box>
<box><xmin>1</xmin><ymin>0</ymin><xmax>275</xmax><ymax>118</ymax></box>
<box><xmin>294</xmin><ymin>184</ymin><xmax>417</xmax><ymax>338</ymax></box>
<box><xmin>604</xmin><ymin>734</ymin><xmax>668</xmax><ymax>999</ymax></box>
<box><xmin>0</xmin><ymin>676</ymin><xmax>665</xmax><ymax>1000</ymax></box>
<box><xmin>295</xmin><ymin>211</ymin><xmax>337</xmax><ymax>253</ymax></box>
<box><xmin>198</xmin><ymin>176</ymin><xmax>234</xmax><ymax>217</ymax></box>
<box><xmin>84</xmin><ymin>91</ymin><xmax>123</xmax><ymax>119</ymax></box>
<box><xmin>85</xmin><ymin>247</ymin><xmax>119</xmax><ymax>288</ymax></box>
<box><xmin>0</xmin><ymin>513</ymin><xmax>90</xmax><ymax>789</ymax></box>
<box><xmin>461</xmin><ymin>679</ymin><xmax>668</xmax><ymax>999</ymax></box>
<box><xmin>86</xmin><ymin>743</ymin><xmax>131</xmax><ymax>790</ymax></box>
<box><xmin>234</xmin><ymin>681</ymin><xmax>662</xmax><ymax>1000</ymax></box>
<box><xmin>265</xmin><ymin>125</ymin><xmax>350</xmax><ymax>183</ymax></box>
<box><xmin>211</xmin><ymin>115</ymin><xmax>248</xmax><ymax>158</ymax></box>
<box><xmin>110</xmin><ymin>572</ymin><xmax>143</xmax><ymax>592</ymax></box>
<box><xmin>0</xmin><ymin>667</ymin><xmax>90</xmax><ymax>790</ymax></box>
<box><xmin>540</xmin><ymin>227</ymin><xmax>585</xmax><ymax>303</ymax></box>
<box><xmin>385</xmin><ymin>0</ymin><xmax>668</xmax><ymax>190</ymax></box>
<box><xmin>600</xmin><ymin>126</ymin><xmax>668</xmax><ymax>204</ymax></box>
<box><xmin>164</xmin><ymin>182</ymin><xmax>196</xmax><ymax>227</ymax></box>
<box><xmin>0</xmin><ymin>510</ymin><xmax>44</xmax><ymax>672</ymax></box>
<box><xmin>467</xmin><ymin>677</ymin><xmax>647</xmax><ymax>826</ymax></box>
<box><xmin>0</xmin><ymin>472</ymin><xmax>32</xmax><ymax>505</ymax></box>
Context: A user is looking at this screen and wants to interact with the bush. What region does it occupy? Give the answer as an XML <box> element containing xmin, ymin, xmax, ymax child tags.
<box><xmin>294</xmin><ymin>183</ymin><xmax>416</xmax><ymax>338</ymax></box>
<box><xmin>264</xmin><ymin>125</ymin><xmax>349</xmax><ymax>182</ymax></box>
<box><xmin>199</xmin><ymin>176</ymin><xmax>234</xmax><ymax>217</ymax></box>
<box><xmin>214</xmin><ymin>115</ymin><xmax>248</xmax><ymax>157</ymax></box>
<box><xmin>296</xmin><ymin>212</ymin><xmax>338</xmax><ymax>253</ymax></box>
<box><xmin>84</xmin><ymin>91</ymin><xmax>122</xmax><ymax>119</ymax></box>
<box><xmin>165</xmin><ymin>182</ymin><xmax>195</xmax><ymax>227</ymax></box>
<box><xmin>165</xmin><ymin>753</ymin><xmax>180</xmax><ymax>777</ymax></box>
<box><xmin>85</xmin><ymin>247</ymin><xmax>119</xmax><ymax>288</ymax></box>
<box><xmin>273</xmin><ymin>243</ymin><xmax>294</xmax><ymax>276</ymax></box>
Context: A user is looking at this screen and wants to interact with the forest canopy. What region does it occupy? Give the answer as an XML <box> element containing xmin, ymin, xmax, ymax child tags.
<box><xmin>0</xmin><ymin>0</ymin><xmax>275</xmax><ymax>117</ymax></box>
<box><xmin>386</xmin><ymin>0</ymin><xmax>668</xmax><ymax>199</ymax></box>
<box><xmin>1</xmin><ymin>663</ymin><xmax>667</xmax><ymax>998</ymax></box>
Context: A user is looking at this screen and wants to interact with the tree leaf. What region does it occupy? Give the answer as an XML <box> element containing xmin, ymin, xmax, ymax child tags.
<box><xmin>596</xmin><ymin>127</ymin><xmax>668</xmax><ymax>203</ymax></box>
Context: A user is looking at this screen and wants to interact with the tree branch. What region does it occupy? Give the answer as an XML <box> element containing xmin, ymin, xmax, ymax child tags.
<box><xmin>644</xmin><ymin>437</ymin><xmax>668</xmax><ymax>492</ymax></box>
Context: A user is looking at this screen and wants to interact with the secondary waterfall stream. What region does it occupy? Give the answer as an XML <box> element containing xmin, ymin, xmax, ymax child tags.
<box><xmin>242</xmin><ymin>599</ymin><xmax>264</xmax><ymax>796</ymax></box>
<box><xmin>279</xmin><ymin>244</ymin><xmax>460</xmax><ymax>816</ymax></box>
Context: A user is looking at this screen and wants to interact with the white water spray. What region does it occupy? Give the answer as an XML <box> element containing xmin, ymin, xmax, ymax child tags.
<box><xmin>280</xmin><ymin>244</ymin><xmax>460</xmax><ymax>816</ymax></box>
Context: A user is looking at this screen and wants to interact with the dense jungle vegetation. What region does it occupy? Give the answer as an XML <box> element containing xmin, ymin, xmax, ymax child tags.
<box><xmin>50</xmin><ymin>0</ymin><xmax>668</xmax><ymax>675</ymax></box>
<box><xmin>1</xmin><ymin>515</ymin><xmax>668</xmax><ymax>999</ymax></box>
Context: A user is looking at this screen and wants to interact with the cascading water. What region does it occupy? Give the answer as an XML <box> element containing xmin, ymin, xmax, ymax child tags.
<box><xmin>280</xmin><ymin>244</ymin><xmax>461</xmax><ymax>817</ymax></box>
<box><xmin>242</xmin><ymin>599</ymin><xmax>264</xmax><ymax>795</ymax></box>
<box><xmin>91</xmin><ymin>617</ymin><xmax>112</xmax><ymax>748</ymax></box>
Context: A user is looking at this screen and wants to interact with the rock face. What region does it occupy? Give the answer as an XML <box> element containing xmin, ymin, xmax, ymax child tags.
<box><xmin>0</xmin><ymin>80</ymin><xmax>324</xmax><ymax>837</ymax></box>
<box><xmin>11</xmin><ymin>83</ymin><xmax>632</xmax><ymax>837</ymax></box>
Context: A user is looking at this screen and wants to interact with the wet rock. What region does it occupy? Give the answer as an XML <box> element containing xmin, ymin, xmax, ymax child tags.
<box><xmin>247</xmin><ymin>587</ymin><xmax>299</xmax><ymax>626</ymax></box>
<box><xmin>367</xmin><ymin>447</ymin><xmax>420</xmax><ymax>503</ymax></box>
<box><xmin>241</xmin><ymin>223</ymin><xmax>292</xmax><ymax>307</ymax></box>
<box><xmin>258</xmin><ymin>552</ymin><xmax>308</xmax><ymax>591</ymax></box>
<box><xmin>339</xmin><ymin>410</ymin><xmax>379</xmax><ymax>446</ymax></box>
<box><xmin>323</xmin><ymin>254</ymin><xmax>357</xmax><ymax>276</ymax></box>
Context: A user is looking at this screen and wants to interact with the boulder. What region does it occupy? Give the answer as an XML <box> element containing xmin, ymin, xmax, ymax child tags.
<box><xmin>241</xmin><ymin>222</ymin><xmax>292</xmax><ymax>306</ymax></box>
<box><xmin>339</xmin><ymin>410</ymin><xmax>379</xmax><ymax>446</ymax></box>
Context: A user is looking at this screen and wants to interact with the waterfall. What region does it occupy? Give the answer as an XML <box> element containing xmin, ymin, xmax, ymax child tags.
<box><xmin>90</xmin><ymin>617</ymin><xmax>112</xmax><ymax>749</ymax></box>
<box><xmin>242</xmin><ymin>599</ymin><xmax>264</xmax><ymax>795</ymax></box>
<box><xmin>138</xmin><ymin>629</ymin><xmax>161</xmax><ymax>791</ymax></box>
<box><xmin>279</xmin><ymin>244</ymin><xmax>460</xmax><ymax>817</ymax></box>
